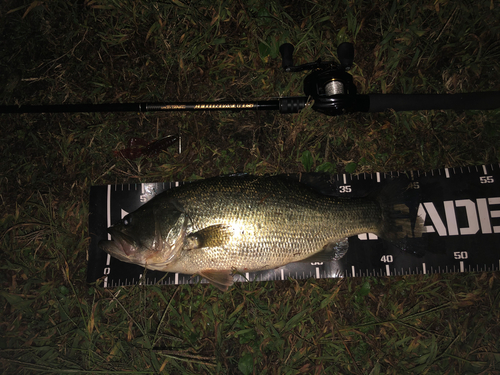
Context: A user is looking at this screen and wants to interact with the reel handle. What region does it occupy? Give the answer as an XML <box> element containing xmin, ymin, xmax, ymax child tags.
<box><xmin>337</xmin><ymin>42</ymin><xmax>354</xmax><ymax>71</ymax></box>
<box><xmin>279</xmin><ymin>43</ymin><xmax>295</xmax><ymax>71</ymax></box>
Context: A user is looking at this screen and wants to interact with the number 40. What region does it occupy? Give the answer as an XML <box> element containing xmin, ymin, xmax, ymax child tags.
<box><xmin>381</xmin><ymin>255</ymin><xmax>393</xmax><ymax>263</ymax></box>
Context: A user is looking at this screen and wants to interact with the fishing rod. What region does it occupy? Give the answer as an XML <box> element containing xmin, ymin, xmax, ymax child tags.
<box><xmin>1</xmin><ymin>42</ymin><xmax>499</xmax><ymax>115</ymax></box>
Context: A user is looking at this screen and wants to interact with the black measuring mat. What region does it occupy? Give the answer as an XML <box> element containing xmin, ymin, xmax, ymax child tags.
<box><xmin>88</xmin><ymin>165</ymin><xmax>500</xmax><ymax>288</ymax></box>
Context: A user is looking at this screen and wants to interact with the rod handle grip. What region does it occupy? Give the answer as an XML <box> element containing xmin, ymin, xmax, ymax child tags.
<box><xmin>279</xmin><ymin>97</ymin><xmax>307</xmax><ymax>113</ymax></box>
<box><xmin>368</xmin><ymin>92</ymin><xmax>500</xmax><ymax>112</ymax></box>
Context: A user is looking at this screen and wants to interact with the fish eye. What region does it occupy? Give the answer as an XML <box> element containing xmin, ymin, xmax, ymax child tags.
<box><xmin>123</xmin><ymin>215</ymin><xmax>132</xmax><ymax>226</ymax></box>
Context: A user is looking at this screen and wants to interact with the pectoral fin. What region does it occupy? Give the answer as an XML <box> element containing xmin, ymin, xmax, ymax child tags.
<box><xmin>185</xmin><ymin>224</ymin><xmax>235</xmax><ymax>250</ymax></box>
<box><xmin>198</xmin><ymin>269</ymin><xmax>234</xmax><ymax>292</ymax></box>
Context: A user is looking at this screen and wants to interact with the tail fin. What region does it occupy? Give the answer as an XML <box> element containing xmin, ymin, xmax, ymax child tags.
<box><xmin>375</xmin><ymin>178</ymin><xmax>424</xmax><ymax>254</ymax></box>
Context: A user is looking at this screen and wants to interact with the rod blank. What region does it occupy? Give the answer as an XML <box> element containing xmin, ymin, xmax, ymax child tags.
<box><xmin>0</xmin><ymin>98</ymin><xmax>309</xmax><ymax>114</ymax></box>
<box><xmin>1</xmin><ymin>92</ymin><xmax>498</xmax><ymax>115</ymax></box>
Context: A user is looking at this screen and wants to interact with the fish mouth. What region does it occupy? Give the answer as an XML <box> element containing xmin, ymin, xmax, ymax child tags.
<box><xmin>99</xmin><ymin>228</ymin><xmax>136</xmax><ymax>260</ymax></box>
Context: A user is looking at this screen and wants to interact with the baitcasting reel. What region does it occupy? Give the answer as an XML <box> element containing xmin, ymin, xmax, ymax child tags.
<box><xmin>279</xmin><ymin>42</ymin><xmax>368</xmax><ymax>116</ymax></box>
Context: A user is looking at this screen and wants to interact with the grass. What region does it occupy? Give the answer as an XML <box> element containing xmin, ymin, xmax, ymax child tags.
<box><xmin>1</xmin><ymin>0</ymin><xmax>500</xmax><ymax>373</ymax></box>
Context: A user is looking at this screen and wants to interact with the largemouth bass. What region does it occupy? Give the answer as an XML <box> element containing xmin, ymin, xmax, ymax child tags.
<box><xmin>100</xmin><ymin>175</ymin><xmax>421</xmax><ymax>291</ymax></box>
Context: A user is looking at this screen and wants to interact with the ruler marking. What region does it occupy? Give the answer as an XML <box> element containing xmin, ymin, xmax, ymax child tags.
<box><xmin>351</xmin><ymin>265</ymin><xmax>356</xmax><ymax>277</ymax></box>
<box><xmin>460</xmin><ymin>262</ymin><xmax>464</xmax><ymax>272</ymax></box>
<box><xmin>445</xmin><ymin>168</ymin><xmax>450</xmax><ymax>178</ymax></box>
<box><xmin>105</xmin><ymin>185</ymin><xmax>112</xmax><ymax>272</ymax></box>
<box><xmin>315</xmin><ymin>267</ymin><xmax>320</xmax><ymax>279</ymax></box>
<box><xmin>107</xmin><ymin>185</ymin><xmax>112</xmax><ymax>241</ymax></box>
<box><xmin>281</xmin><ymin>269</ymin><xmax>285</xmax><ymax>281</ymax></box>
<box><xmin>422</xmin><ymin>263</ymin><xmax>426</xmax><ymax>275</ymax></box>
<box><xmin>343</xmin><ymin>174</ymin><xmax>347</xmax><ymax>184</ymax></box>
<box><xmin>376</xmin><ymin>172</ymin><xmax>381</xmax><ymax>183</ymax></box>
<box><xmin>385</xmin><ymin>265</ymin><xmax>391</xmax><ymax>276</ymax></box>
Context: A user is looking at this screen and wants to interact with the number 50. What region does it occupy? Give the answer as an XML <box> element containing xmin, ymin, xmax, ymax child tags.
<box><xmin>454</xmin><ymin>251</ymin><xmax>468</xmax><ymax>259</ymax></box>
